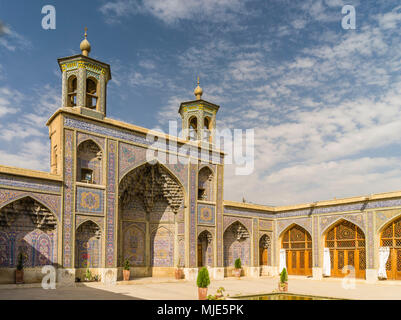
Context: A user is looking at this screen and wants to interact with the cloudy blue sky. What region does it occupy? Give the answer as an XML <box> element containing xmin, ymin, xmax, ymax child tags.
<box><xmin>1</xmin><ymin>0</ymin><xmax>401</xmax><ymax>206</ymax></box>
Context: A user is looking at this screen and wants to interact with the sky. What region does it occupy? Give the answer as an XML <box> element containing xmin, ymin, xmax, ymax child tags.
<box><xmin>1</xmin><ymin>0</ymin><xmax>401</xmax><ymax>206</ymax></box>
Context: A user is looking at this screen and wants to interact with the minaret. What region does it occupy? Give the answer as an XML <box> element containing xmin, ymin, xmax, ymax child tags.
<box><xmin>178</xmin><ymin>77</ymin><xmax>219</xmax><ymax>145</ymax></box>
<box><xmin>57</xmin><ymin>28</ymin><xmax>111</xmax><ymax>120</ymax></box>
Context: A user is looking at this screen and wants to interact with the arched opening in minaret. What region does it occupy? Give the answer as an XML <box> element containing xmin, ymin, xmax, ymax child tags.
<box><xmin>203</xmin><ymin>117</ymin><xmax>211</xmax><ymax>142</ymax></box>
<box><xmin>86</xmin><ymin>77</ymin><xmax>98</xmax><ymax>109</ymax></box>
<box><xmin>67</xmin><ymin>75</ymin><xmax>77</xmax><ymax>107</ymax></box>
<box><xmin>189</xmin><ymin>116</ymin><xmax>198</xmax><ymax>141</ymax></box>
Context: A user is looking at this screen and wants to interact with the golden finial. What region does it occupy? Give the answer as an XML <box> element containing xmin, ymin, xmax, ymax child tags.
<box><xmin>194</xmin><ymin>76</ymin><xmax>203</xmax><ymax>100</ymax></box>
<box><xmin>80</xmin><ymin>27</ymin><xmax>91</xmax><ymax>56</ymax></box>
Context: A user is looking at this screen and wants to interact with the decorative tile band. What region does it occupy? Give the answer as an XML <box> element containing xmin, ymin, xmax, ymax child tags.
<box><xmin>216</xmin><ymin>165</ymin><xmax>223</xmax><ymax>267</ymax></box>
<box><xmin>63</xmin><ymin>129</ymin><xmax>74</xmax><ymax>267</ymax></box>
<box><xmin>0</xmin><ymin>189</ymin><xmax>61</xmax><ymax>221</ymax></box>
<box><xmin>64</xmin><ymin>117</ymin><xmax>222</xmax><ymax>164</ymax></box>
<box><xmin>0</xmin><ymin>174</ymin><xmax>61</xmax><ymax>193</ymax></box>
<box><xmin>189</xmin><ymin>163</ymin><xmax>197</xmax><ymax>267</ymax></box>
<box><xmin>106</xmin><ymin>140</ymin><xmax>117</xmax><ymax>267</ymax></box>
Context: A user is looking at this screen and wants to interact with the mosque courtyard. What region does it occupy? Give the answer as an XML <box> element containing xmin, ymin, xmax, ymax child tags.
<box><xmin>0</xmin><ymin>276</ymin><xmax>400</xmax><ymax>300</ymax></box>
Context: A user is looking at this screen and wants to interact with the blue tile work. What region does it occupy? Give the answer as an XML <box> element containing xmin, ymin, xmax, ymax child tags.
<box><xmin>76</xmin><ymin>186</ymin><xmax>104</xmax><ymax>215</ymax></box>
<box><xmin>64</xmin><ymin>117</ymin><xmax>223</xmax><ymax>164</ymax></box>
<box><xmin>197</xmin><ymin>204</ymin><xmax>215</xmax><ymax>225</ymax></box>
<box><xmin>106</xmin><ymin>140</ymin><xmax>117</xmax><ymax>267</ymax></box>
<box><xmin>189</xmin><ymin>163</ymin><xmax>197</xmax><ymax>267</ymax></box>
<box><xmin>0</xmin><ymin>174</ymin><xmax>61</xmax><ymax>193</ymax></box>
<box><xmin>277</xmin><ymin>217</ymin><xmax>312</xmax><ymax>236</ymax></box>
<box><xmin>63</xmin><ymin>129</ymin><xmax>74</xmax><ymax>267</ymax></box>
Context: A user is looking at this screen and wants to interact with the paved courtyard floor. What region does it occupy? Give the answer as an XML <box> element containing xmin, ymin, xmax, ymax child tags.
<box><xmin>0</xmin><ymin>275</ymin><xmax>401</xmax><ymax>300</ymax></box>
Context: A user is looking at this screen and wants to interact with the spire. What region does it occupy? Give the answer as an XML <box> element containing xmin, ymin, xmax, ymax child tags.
<box><xmin>194</xmin><ymin>76</ymin><xmax>203</xmax><ymax>100</ymax></box>
<box><xmin>80</xmin><ymin>27</ymin><xmax>91</xmax><ymax>56</ymax></box>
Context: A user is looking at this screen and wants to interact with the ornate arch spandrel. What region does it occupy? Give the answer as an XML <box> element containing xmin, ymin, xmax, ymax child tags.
<box><xmin>320</xmin><ymin>214</ymin><xmax>366</xmax><ymax>236</ymax></box>
<box><xmin>277</xmin><ymin>218</ymin><xmax>312</xmax><ymax>238</ymax></box>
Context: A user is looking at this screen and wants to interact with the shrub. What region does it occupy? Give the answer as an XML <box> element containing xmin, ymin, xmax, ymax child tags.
<box><xmin>16</xmin><ymin>252</ymin><xmax>24</xmax><ymax>271</ymax></box>
<box><xmin>85</xmin><ymin>268</ymin><xmax>92</xmax><ymax>281</ymax></box>
<box><xmin>123</xmin><ymin>259</ymin><xmax>130</xmax><ymax>271</ymax></box>
<box><xmin>234</xmin><ymin>258</ymin><xmax>241</xmax><ymax>269</ymax></box>
<box><xmin>280</xmin><ymin>268</ymin><xmax>288</xmax><ymax>283</ymax></box>
<box><xmin>197</xmin><ymin>267</ymin><xmax>210</xmax><ymax>288</ymax></box>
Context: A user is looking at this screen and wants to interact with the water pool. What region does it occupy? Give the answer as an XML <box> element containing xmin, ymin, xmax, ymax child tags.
<box><xmin>234</xmin><ymin>293</ymin><xmax>342</xmax><ymax>300</ymax></box>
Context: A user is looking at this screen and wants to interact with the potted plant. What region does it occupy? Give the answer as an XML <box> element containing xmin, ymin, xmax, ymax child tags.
<box><xmin>15</xmin><ymin>252</ymin><xmax>24</xmax><ymax>284</ymax></box>
<box><xmin>197</xmin><ymin>267</ymin><xmax>210</xmax><ymax>300</ymax></box>
<box><xmin>174</xmin><ymin>258</ymin><xmax>184</xmax><ymax>280</ymax></box>
<box><xmin>233</xmin><ymin>258</ymin><xmax>242</xmax><ymax>278</ymax></box>
<box><xmin>278</xmin><ymin>268</ymin><xmax>288</xmax><ymax>292</ymax></box>
<box><xmin>123</xmin><ymin>259</ymin><xmax>130</xmax><ymax>281</ymax></box>
<box><xmin>85</xmin><ymin>268</ymin><xmax>92</xmax><ymax>282</ymax></box>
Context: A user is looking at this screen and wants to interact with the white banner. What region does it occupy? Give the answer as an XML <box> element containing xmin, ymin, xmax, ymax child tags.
<box><xmin>323</xmin><ymin>248</ymin><xmax>331</xmax><ymax>277</ymax></box>
<box><xmin>279</xmin><ymin>249</ymin><xmax>286</xmax><ymax>274</ymax></box>
<box><xmin>378</xmin><ymin>246</ymin><xmax>390</xmax><ymax>279</ymax></box>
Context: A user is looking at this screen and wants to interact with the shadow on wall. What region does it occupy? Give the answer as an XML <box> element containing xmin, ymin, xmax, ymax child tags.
<box><xmin>0</xmin><ymin>197</ymin><xmax>59</xmax><ymax>284</ymax></box>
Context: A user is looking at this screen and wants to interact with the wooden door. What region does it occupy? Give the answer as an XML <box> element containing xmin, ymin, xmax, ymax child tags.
<box><xmin>326</xmin><ymin>221</ymin><xmax>366</xmax><ymax>279</ymax></box>
<box><xmin>282</xmin><ymin>225</ymin><xmax>312</xmax><ymax>276</ymax></box>
<box><xmin>197</xmin><ymin>243</ymin><xmax>203</xmax><ymax>267</ymax></box>
<box><xmin>260</xmin><ymin>247</ymin><xmax>268</xmax><ymax>266</ymax></box>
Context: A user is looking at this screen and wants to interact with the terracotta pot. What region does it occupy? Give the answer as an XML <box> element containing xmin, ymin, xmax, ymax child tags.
<box><xmin>233</xmin><ymin>268</ymin><xmax>241</xmax><ymax>278</ymax></box>
<box><xmin>175</xmin><ymin>268</ymin><xmax>183</xmax><ymax>280</ymax></box>
<box><xmin>123</xmin><ymin>269</ymin><xmax>130</xmax><ymax>281</ymax></box>
<box><xmin>15</xmin><ymin>270</ymin><xmax>24</xmax><ymax>284</ymax></box>
<box><xmin>198</xmin><ymin>287</ymin><xmax>208</xmax><ymax>300</ymax></box>
<box><xmin>278</xmin><ymin>282</ymin><xmax>288</xmax><ymax>292</ymax></box>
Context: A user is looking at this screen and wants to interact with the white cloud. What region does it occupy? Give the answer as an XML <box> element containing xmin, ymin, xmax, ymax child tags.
<box><xmin>100</xmin><ymin>0</ymin><xmax>249</xmax><ymax>24</ymax></box>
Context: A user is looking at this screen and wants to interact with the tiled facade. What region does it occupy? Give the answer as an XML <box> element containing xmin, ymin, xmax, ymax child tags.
<box><xmin>1</xmin><ymin>38</ymin><xmax>401</xmax><ymax>284</ymax></box>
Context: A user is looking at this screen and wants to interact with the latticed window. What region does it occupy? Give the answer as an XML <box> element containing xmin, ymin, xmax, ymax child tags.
<box><xmin>282</xmin><ymin>225</ymin><xmax>312</xmax><ymax>250</ymax></box>
<box><xmin>325</xmin><ymin>220</ymin><xmax>366</xmax><ymax>278</ymax></box>
<box><xmin>325</xmin><ymin>220</ymin><xmax>365</xmax><ymax>250</ymax></box>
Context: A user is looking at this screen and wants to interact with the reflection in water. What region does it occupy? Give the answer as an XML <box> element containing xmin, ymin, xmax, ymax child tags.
<box><xmin>238</xmin><ymin>293</ymin><xmax>339</xmax><ymax>300</ymax></box>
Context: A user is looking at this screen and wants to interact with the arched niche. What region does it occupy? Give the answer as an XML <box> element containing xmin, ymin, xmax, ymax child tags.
<box><xmin>75</xmin><ymin>220</ymin><xmax>102</xmax><ymax>268</ymax></box>
<box><xmin>76</xmin><ymin>139</ymin><xmax>103</xmax><ymax>185</ymax></box>
<box><xmin>0</xmin><ymin>196</ymin><xmax>57</xmax><ymax>268</ymax></box>
<box><xmin>198</xmin><ymin>166</ymin><xmax>214</xmax><ymax>201</ymax></box>
<box><xmin>223</xmin><ymin>221</ymin><xmax>250</xmax><ymax>267</ymax></box>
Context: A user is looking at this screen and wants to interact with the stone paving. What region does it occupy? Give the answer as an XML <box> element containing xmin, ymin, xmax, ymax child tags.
<box><xmin>0</xmin><ymin>276</ymin><xmax>401</xmax><ymax>300</ymax></box>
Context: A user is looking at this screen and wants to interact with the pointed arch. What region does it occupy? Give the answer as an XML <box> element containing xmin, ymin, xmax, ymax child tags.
<box><xmin>324</xmin><ymin>219</ymin><xmax>366</xmax><ymax>279</ymax></box>
<box><xmin>279</xmin><ymin>222</ymin><xmax>311</xmax><ymax>240</ymax></box>
<box><xmin>119</xmin><ymin>161</ymin><xmax>185</xmax><ymax>215</ymax></box>
<box><xmin>281</xmin><ymin>224</ymin><xmax>312</xmax><ymax>276</ymax></box>
<box><xmin>321</xmin><ymin>216</ymin><xmax>366</xmax><ymax>236</ymax></box>
<box><xmin>76</xmin><ymin>139</ymin><xmax>103</xmax><ymax>184</ymax></box>
<box><xmin>377</xmin><ymin>212</ymin><xmax>401</xmax><ymax>235</ymax></box>
<box><xmin>77</xmin><ymin>138</ymin><xmax>104</xmax><ymax>152</ymax></box>
<box><xmin>223</xmin><ymin>220</ymin><xmax>251</xmax><ymax>267</ymax></box>
<box><xmin>197</xmin><ymin>229</ymin><xmax>213</xmax><ymax>267</ymax></box>
<box><xmin>259</xmin><ymin>234</ymin><xmax>271</xmax><ymax>266</ymax></box>
<box><xmin>119</xmin><ymin>160</ymin><xmax>186</xmax><ymax>194</ymax></box>
<box><xmin>0</xmin><ymin>195</ymin><xmax>59</xmax><ymax>224</ymax></box>
<box><xmin>0</xmin><ymin>196</ymin><xmax>58</xmax><ymax>268</ymax></box>
<box><xmin>198</xmin><ymin>166</ymin><xmax>214</xmax><ymax>201</ymax></box>
<box><xmin>123</xmin><ymin>224</ymin><xmax>146</xmax><ymax>266</ymax></box>
<box><xmin>223</xmin><ymin>220</ymin><xmax>250</xmax><ymax>235</ymax></box>
<box><xmin>379</xmin><ymin>215</ymin><xmax>401</xmax><ymax>280</ymax></box>
<box><xmin>75</xmin><ymin>220</ymin><xmax>102</xmax><ymax>268</ymax></box>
